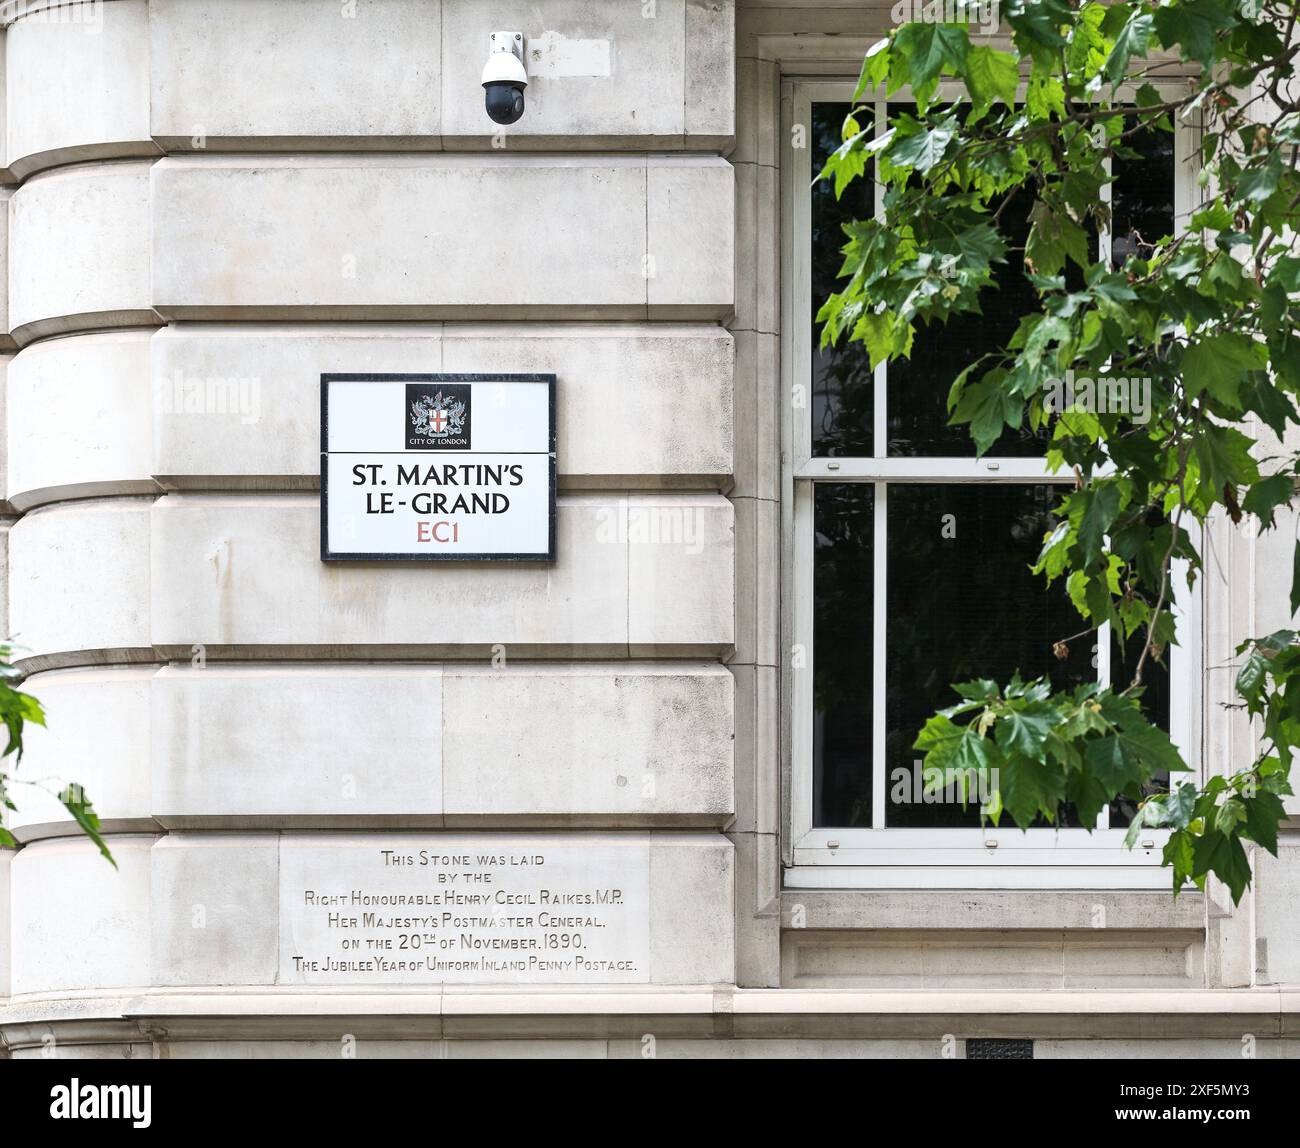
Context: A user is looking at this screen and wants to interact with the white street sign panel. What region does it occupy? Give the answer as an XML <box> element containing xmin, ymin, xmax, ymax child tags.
<box><xmin>321</xmin><ymin>373</ymin><xmax>556</xmax><ymax>561</ymax></box>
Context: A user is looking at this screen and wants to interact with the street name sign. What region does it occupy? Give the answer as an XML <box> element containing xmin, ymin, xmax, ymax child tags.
<box><xmin>321</xmin><ymin>372</ymin><xmax>556</xmax><ymax>561</ymax></box>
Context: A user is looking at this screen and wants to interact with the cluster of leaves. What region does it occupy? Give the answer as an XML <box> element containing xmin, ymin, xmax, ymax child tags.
<box><xmin>916</xmin><ymin>675</ymin><xmax>1185</xmax><ymax>829</ymax></box>
<box><xmin>0</xmin><ymin>644</ymin><xmax>112</xmax><ymax>865</ymax></box>
<box><xmin>819</xmin><ymin>0</ymin><xmax>1300</xmax><ymax>901</ymax></box>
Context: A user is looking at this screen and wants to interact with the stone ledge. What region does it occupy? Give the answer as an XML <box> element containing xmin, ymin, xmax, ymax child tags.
<box><xmin>780</xmin><ymin>928</ymin><xmax>1206</xmax><ymax>992</ymax></box>
<box><xmin>17</xmin><ymin>647</ymin><xmax>731</xmax><ymax>674</ymax></box>
<box><xmin>3</xmin><ymin>987</ymin><xmax>1299</xmax><ymax>1046</ymax></box>
<box><xmin>780</xmin><ymin>889</ymin><xmax>1206</xmax><ymax>932</ymax></box>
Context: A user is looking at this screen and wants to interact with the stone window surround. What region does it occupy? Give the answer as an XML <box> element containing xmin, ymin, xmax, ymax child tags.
<box><xmin>783</xmin><ymin>78</ymin><xmax>1203</xmax><ymax>887</ymax></box>
<box><xmin>730</xmin><ymin>12</ymin><xmax>1253</xmax><ymax>987</ymax></box>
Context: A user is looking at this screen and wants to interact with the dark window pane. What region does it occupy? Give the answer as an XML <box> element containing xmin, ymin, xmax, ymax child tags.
<box><xmin>1111</xmin><ymin>122</ymin><xmax>1175</xmax><ymax>267</ymax></box>
<box><xmin>813</xmin><ymin>106</ymin><xmax>1172</xmax><ymax>461</ymax></box>
<box><xmin>813</xmin><ymin>483</ymin><xmax>873</xmax><ymax>826</ymax></box>
<box><xmin>888</xmin><ymin>195</ymin><xmax>1047</xmax><ymax>458</ymax></box>
<box><xmin>885</xmin><ymin>484</ymin><xmax>1094</xmax><ymax>827</ymax></box>
<box><xmin>885</xmin><ymin>103</ymin><xmax>1047</xmax><ymax>459</ymax></box>
<box><xmin>1109</xmin><ymin>620</ymin><xmax>1174</xmax><ymax>827</ymax></box>
<box><xmin>812</xmin><ymin>102</ymin><xmax>874</xmax><ymax>457</ymax></box>
<box><xmin>1106</xmin><ymin>127</ymin><xmax>1176</xmax><ymax>826</ymax></box>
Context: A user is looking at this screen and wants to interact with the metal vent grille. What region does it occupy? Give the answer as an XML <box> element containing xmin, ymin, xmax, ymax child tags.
<box><xmin>966</xmin><ymin>1039</ymin><xmax>1033</xmax><ymax>1060</ymax></box>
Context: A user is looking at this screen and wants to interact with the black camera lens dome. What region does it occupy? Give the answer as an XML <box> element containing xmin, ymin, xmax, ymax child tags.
<box><xmin>484</xmin><ymin>82</ymin><xmax>525</xmax><ymax>125</ymax></box>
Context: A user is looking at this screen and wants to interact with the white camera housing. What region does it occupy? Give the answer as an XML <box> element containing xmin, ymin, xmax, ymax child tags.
<box><xmin>482</xmin><ymin>31</ymin><xmax>527</xmax><ymax>125</ymax></box>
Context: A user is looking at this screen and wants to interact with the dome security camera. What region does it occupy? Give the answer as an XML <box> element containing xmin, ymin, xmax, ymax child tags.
<box><xmin>482</xmin><ymin>31</ymin><xmax>527</xmax><ymax>125</ymax></box>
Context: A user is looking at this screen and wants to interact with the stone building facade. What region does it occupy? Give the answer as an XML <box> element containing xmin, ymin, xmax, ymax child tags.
<box><xmin>0</xmin><ymin>0</ymin><xmax>1296</xmax><ymax>1059</ymax></box>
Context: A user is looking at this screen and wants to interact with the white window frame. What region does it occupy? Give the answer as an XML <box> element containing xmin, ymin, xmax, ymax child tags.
<box><xmin>782</xmin><ymin>79</ymin><xmax>1204</xmax><ymax>890</ymax></box>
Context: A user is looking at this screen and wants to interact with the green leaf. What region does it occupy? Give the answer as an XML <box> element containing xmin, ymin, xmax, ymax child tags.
<box><xmin>1084</xmin><ymin>733</ymin><xmax>1145</xmax><ymax>793</ymax></box>
<box><xmin>995</xmin><ymin>705</ymin><xmax>1058</xmax><ymax>758</ymax></box>
<box><xmin>852</xmin><ymin>310</ymin><xmax>914</xmax><ymax>368</ymax></box>
<box><xmin>1236</xmin><ymin>647</ymin><xmax>1269</xmax><ymax>709</ymax></box>
<box><xmin>58</xmin><ymin>785</ymin><xmax>116</xmax><ymax>869</ymax></box>
<box><xmin>1241</xmin><ymin>373</ymin><xmax>1295</xmax><ymax>438</ymax></box>
<box><xmin>890</xmin><ymin>122</ymin><xmax>957</xmax><ymax>175</ymax></box>
<box><xmin>965</xmin><ymin>46</ymin><xmax>1020</xmax><ymax>114</ymax></box>
<box><xmin>953</xmin><ymin>724</ymin><xmax>1003</xmax><ymax>775</ymax></box>
<box><xmin>1292</xmin><ymin>541</ymin><xmax>1300</xmax><ymax>616</ymax></box>
<box><xmin>1242</xmin><ymin>473</ymin><xmax>1294</xmax><ymax>529</ymax></box>
<box><xmin>1078</xmin><ymin>483</ymin><xmax>1123</xmax><ymax>567</ymax></box>
<box><xmin>951</xmin><ymin>221</ymin><xmax>1006</xmax><ymax>272</ymax></box>
<box><xmin>1271</xmin><ymin>255</ymin><xmax>1300</xmax><ymax>292</ymax></box>
<box><xmin>1191</xmin><ymin>830</ymin><xmax>1252</xmax><ymax>903</ymax></box>
<box><xmin>1025</xmin><ymin>69</ymin><xmax>1065</xmax><ymax>118</ymax></box>
<box><xmin>1214</xmin><ymin>795</ymin><xmax>1247</xmax><ymax>836</ymax></box>
<box><xmin>1000</xmin><ymin>751</ymin><xmax>1069</xmax><ymax>826</ymax></box>
<box><xmin>950</xmin><ymin>370</ymin><xmax>1023</xmax><ymax>455</ymax></box>
<box><xmin>1115</xmin><ymin>717</ymin><xmax>1185</xmax><ymax>777</ymax></box>
<box><xmin>1168</xmin><ymin>781</ymin><xmax>1199</xmax><ymax>828</ymax></box>
<box><xmin>893</xmin><ymin>22</ymin><xmax>971</xmax><ymax>105</ymax></box>
<box><xmin>1162</xmin><ymin>829</ymin><xmax>1195</xmax><ymax>893</ymax></box>
<box><xmin>1026</xmin><ymin>199</ymin><xmax>1090</xmax><ymax>277</ymax></box>
<box><xmin>1240</xmin><ymin>789</ymin><xmax>1286</xmax><ymax>855</ymax></box>
<box><xmin>855</xmin><ymin>37</ymin><xmax>890</xmax><ymax>99</ymax></box>
<box><xmin>914</xmin><ymin>713</ymin><xmax>965</xmax><ymax>773</ymax></box>
<box><xmin>1010</xmin><ymin>0</ymin><xmax>1074</xmax><ymax>59</ymax></box>
<box><xmin>1189</xmin><ymin>199</ymin><xmax>1234</xmax><ymax>231</ymax></box>
<box><xmin>1103</xmin><ymin>10</ymin><xmax>1155</xmax><ymax>86</ymax></box>
<box><xmin>1193</xmin><ymin>423</ymin><xmax>1259</xmax><ymax>496</ymax></box>
<box><xmin>1153</xmin><ymin>0</ymin><xmax>1237</xmax><ymax>68</ymax></box>
<box><xmin>819</xmin><ymin>125</ymin><xmax>873</xmax><ymax>199</ymax></box>
<box><xmin>1182</xmin><ymin>333</ymin><xmax>1265</xmax><ymax>409</ymax></box>
<box><xmin>1237</xmin><ymin>152</ymin><xmax>1283</xmax><ymax>205</ymax></box>
<box><xmin>1124</xmin><ymin>797</ymin><xmax>1160</xmax><ymax>849</ymax></box>
<box><xmin>952</xmin><ymin>679</ymin><xmax>1002</xmax><ymax>702</ymax></box>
